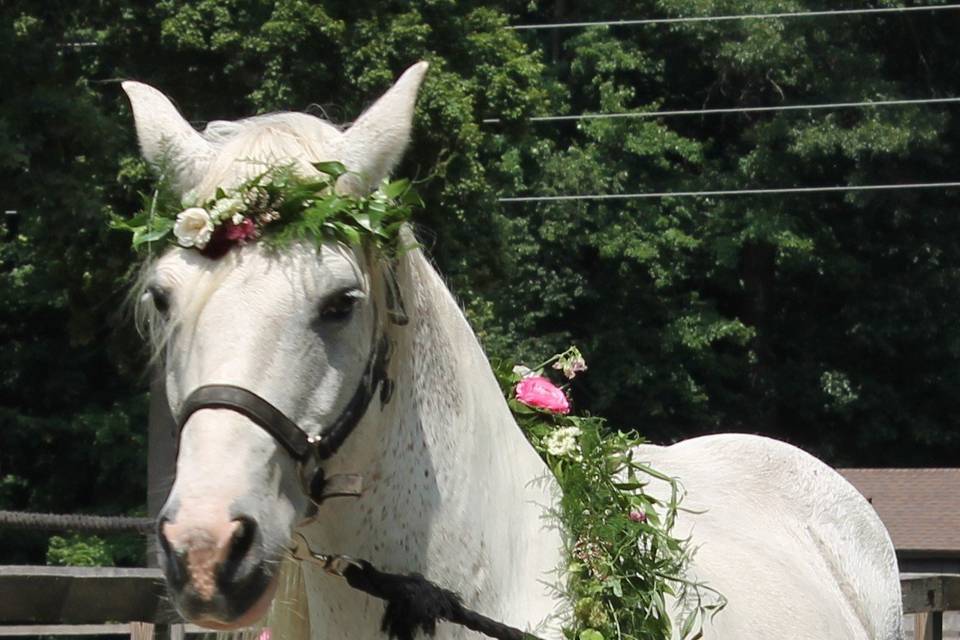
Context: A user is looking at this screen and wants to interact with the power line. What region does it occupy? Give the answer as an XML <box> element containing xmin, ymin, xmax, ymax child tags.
<box><xmin>482</xmin><ymin>96</ymin><xmax>960</xmax><ymax>124</ymax></box>
<box><xmin>507</xmin><ymin>4</ymin><xmax>960</xmax><ymax>30</ymax></box>
<box><xmin>498</xmin><ymin>181</ymin><xmax>960</xmax><ymax>203</ymax></box>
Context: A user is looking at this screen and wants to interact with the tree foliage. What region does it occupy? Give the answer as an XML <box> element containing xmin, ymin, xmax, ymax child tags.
<box><xmin>3</xmin><ymin>0</ymin><xmax>960</xmax><ymax>564</ymax></box>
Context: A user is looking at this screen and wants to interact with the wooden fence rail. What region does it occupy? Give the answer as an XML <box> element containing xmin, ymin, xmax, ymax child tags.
<box><xmin>0</xmin><ymin>566</ymin><xmax>202</xmax><ymax>639</ymax></box>
<box><xmin>0</xmin><ymin>624</ymin><xmax>198</xmax><ymax>638</ymax></box>
<box><xmin>902</xmin><ymin>574</ymin><xmax>960</xmax><ymax>640</ymax></box>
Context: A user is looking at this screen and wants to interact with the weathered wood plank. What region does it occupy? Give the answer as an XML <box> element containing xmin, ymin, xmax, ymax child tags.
<box><xmin>0</xmin><ymin>624</ymin><xmax>133</xmax><ymax>636</ymax></box>
<box><xmin>130</xmin><ymin>622</ymin><xmax>156</xmax><ymax>640</ymax></box>
<box><xmin>0</xmin><ymin>566</ymin><xmax>177</xmax><ymax>624</ymax></box>
<box><xmin>901</xmin><ymin>575</ymin><xmax>960</xmax><ymax>614</ymax></box>
<box><xmin>0</xmin><ymin>624</ymin><xmax>204</xmax><ymax>637</ymax></box>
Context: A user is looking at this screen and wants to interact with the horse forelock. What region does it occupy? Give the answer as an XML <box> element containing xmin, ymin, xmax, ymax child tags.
<box><xmin>193</xmin><ymin>112</ymin><xmax>342</xmax><ymax>201</ymax></box>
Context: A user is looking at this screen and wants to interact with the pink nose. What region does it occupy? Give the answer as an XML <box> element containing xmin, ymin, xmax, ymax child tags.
<box><xmin>159</xmin><ymin>517</ymin><xmax>254</xmax><ymax>602</ymax></box>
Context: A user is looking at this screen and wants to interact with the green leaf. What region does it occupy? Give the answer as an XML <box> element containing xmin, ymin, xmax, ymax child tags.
<box><xmin>312</xmin><ymin>161</ymin><xmax>347</xmax><ymax>178</ymax></box>
<box><xmin>383</xmin><ymin>179</ymin><xmax>410</xmax><ymax>199</ymax></box>
<box><xmin>606</xmin><ymin>577</ymin><xmax>623</xmax><ymax>598</ymax></box>
<box><xmin>109</xmin><ymin>212</ymin><xmax>150</xmax><ymax>231</ymax></box>
<box><xmin>400</xmin><ymin>189</ymin><xmax>424</xmax><ymax>207</ymax></box>
<box><xmin>132</xmin><ymin>227</ymin><xmax>172</xmax><ymax>247</ymax></box>
<box><xmin>679</xmin><ymin>612</ymin><xmax>698</xmax><ymax>639</ymax></box>
<box><xmin>353</xmin><ymin>213</ymin><xmax>374</xmax><ymax>232</ymax></box>
<box><xmin>335</xmin><ymin>224</ymin><xmax>360</xmax><ymax>245</ymax></box>
<box><xmin>578</xmin><ymin>630</ymin><xmax>604</xmax><ymax>640</ymax></box>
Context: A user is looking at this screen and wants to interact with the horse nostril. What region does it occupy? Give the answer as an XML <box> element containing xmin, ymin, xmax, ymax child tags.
<box><xmin>223</xmin><ymin>517</ymin><xmax>258</xmax><ymax>576</ymax></box>
<box><xmin>157</xmin><ymin>517</ymin><xmax>186</xmax><ymax>586</ymax></box>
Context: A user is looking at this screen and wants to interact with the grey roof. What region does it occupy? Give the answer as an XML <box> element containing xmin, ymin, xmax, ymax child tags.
<box><xmin>839</xmin><ymin>468</ymin><xmax>960</xmax><ymax>555</ymax></box>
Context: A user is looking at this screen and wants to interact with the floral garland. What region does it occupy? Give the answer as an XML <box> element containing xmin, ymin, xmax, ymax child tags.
<box><xmin>111</xmin><ymin>162</ymin><xmax>420</xmax><ymax>258</ymax></box>
<box><xmin>496</xmin><ymin>347</ymin><xmax>724</xmax><ymax>640</ymax></box>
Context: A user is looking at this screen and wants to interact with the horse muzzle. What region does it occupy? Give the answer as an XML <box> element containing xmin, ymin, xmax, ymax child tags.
<box><xmin>157</xmin><ymin>514</ymin><xmax>280</xmax><ymax>627</ymax></box>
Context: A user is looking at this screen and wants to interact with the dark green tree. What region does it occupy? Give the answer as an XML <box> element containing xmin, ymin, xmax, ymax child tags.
<box><xmin>3</xmin><ymin>0</ymin><xmax>960</xmax><ymax>566</ymax></box>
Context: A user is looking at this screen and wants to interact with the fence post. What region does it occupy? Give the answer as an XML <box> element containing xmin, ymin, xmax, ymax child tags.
<box><xmin>147</xmin><ymin>373</ymin><xmax>177</xmax><ymax>567</ymax></box>
<box><xmin>929</xmin><ymin>611</ymin><xmax>943</xmax><ymax>640</ymax></box>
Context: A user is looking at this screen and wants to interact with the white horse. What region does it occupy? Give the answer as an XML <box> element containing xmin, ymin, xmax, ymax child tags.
<box><xmin>122</xmin><ymin>62</ymin><xmax>903</xmax><ymax>639</ymax></box>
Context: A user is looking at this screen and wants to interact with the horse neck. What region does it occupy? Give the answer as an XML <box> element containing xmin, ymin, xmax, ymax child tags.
<box><xmin>300</xmin><ymin>246</ymin><xmax>566</xmax><ymax>636</ymax></box>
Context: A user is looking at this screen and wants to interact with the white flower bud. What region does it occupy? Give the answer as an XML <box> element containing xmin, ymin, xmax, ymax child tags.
<box><xmin>210</xmin><ymin>196</ymin><xmax>245</xmax><ymax>222</ymax></box>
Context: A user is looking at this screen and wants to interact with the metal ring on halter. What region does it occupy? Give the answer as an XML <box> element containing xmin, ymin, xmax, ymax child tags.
<box><xmin>290</xmin><ymin>532</ymin><xmax>362</xmax><ymax>577</ymax></box>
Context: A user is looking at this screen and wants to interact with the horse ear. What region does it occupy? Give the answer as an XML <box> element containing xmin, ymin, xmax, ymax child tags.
<box><xmin>335</xmin><ymin>61</ymin><xmax>429</xmax><ymax>196</ymax></box>
<box><xmin>121</xmin><ymin>81</ymin><xmax>214</xmax><ymax>194</ymax></box>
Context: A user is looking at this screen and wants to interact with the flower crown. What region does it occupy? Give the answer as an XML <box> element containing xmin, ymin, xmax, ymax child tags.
<box><xmin>112</xmin><ymin>161</ymin><xmax>420</xmax><ymax>259</ymax></box>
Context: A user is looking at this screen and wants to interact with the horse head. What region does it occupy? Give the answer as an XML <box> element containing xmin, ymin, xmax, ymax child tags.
<box><xmin>124</xmin><ymin>62</ymin><xmax>428</xmax><ymax>629</ymax></box>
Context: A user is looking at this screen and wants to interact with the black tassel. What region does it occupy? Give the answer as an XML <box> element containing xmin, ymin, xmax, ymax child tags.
<box><xmin>341</xmin><ymin>560</ymin><xmax>534</xmax><ymax>640</ymax></box>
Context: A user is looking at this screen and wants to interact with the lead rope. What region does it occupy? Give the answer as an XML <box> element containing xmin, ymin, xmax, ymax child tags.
<box><xmin>291</xmin><ymin>534</ymin><xmax>545</xmax><ymax>640</ymax></box>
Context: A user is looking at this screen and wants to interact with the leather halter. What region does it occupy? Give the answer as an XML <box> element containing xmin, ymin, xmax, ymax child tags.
<box><xmin>175</xmin><ymin>315</ymin><xmax>394</xmax><ymax>505</ymax></box>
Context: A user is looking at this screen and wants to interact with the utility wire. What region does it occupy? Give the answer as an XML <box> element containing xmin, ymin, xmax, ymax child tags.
<box><xmin>507</xmin><ymin>4</ymin><xmax>960</xmax><ymax>30</ymax></box>
<box><xmin>498</xmin><ymin>181</ymin><xmax>960</xmax><ymax>203</ymax></box>
<box><xmin>482</xmin><ymin>96</ymin><xmax>960</xmax><ymax>124</ymax></box>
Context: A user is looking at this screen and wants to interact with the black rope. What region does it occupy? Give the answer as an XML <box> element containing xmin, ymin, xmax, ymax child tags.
<box><xmin>0</xmin><ymin>510</ymin><xmax>154</xmax><ymax>534</ymax></box>
<box><xmin>341</xmin><ymin>560</ymin><xmax>544</xmax><ymax>640</ymax></box>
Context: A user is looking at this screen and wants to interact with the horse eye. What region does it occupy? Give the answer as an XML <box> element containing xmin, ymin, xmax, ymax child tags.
<box><xmin>147</xmin><ymin>285</ymin><xmax>171</xmax><ymax>316</ymax></box>
<box><xmin>319</xmin><ymin>289</ymin><xmax>362</xmax><ymax>322</ymax></box>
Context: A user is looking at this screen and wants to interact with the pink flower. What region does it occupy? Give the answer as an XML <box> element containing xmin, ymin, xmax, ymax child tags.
<box><xmin>629</xmin><ymin>510</ymin><xmax>646</xmax><ymax>523</ymax></box>
<box><xmin>257</xmin><ymin>629</ymin><xmax>271</xmax><ymax>640</ymax></box>
<box><xmin>225</xmin><ymin>217</ymin><xmax>257</xmax><ymax>242</ymax></box>
<box><xmin>515</xmin><ymin>376</ymin><xmax>570</xmax><ymax>414</ymax></box>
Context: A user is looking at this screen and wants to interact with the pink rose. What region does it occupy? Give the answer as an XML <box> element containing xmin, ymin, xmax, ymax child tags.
<box><xmin>629</xmin><ymin>510</ymin><xmax>646</xmax><ymax>523</ymax></box>
<box><xmin>515</xmin><ymin>376</ymin><xmax>570</xmax><ymax>414</ymax></box>
<box><xmin>225</xmin><ymin>217</ymin><xmax>257</xmax><ymax>241</ymax></box>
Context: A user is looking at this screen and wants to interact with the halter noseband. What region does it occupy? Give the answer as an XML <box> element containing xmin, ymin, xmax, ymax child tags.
<box><xmin>175</xmin><ymin>317</ymin><xmax>394</xmax><ymax>506</ymax></box>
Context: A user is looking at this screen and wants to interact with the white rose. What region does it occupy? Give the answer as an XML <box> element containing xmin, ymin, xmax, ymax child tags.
<box><xmin>210</xmin><ymin>196</ymin><xmax>244</xmax><ymax>222</ymax></box>
<box><xmin>174</xmin><ymin>207</ymin><xmax>214</xmax><ymax>249</ymax></box>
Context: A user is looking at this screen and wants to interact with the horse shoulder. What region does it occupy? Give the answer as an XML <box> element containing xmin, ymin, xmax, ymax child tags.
<box><xmin>633</xmin><ymin>433</ymin><xmax>902</xmax><ymax>640</ymax></box>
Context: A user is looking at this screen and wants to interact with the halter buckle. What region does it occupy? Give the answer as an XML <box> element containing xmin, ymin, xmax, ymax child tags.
<box><xmin>290</xmin><ymin>533</ymin><xmax>362</xmax><ymax>577</ymax></box>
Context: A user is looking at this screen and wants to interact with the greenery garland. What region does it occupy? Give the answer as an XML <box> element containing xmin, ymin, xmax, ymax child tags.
<box><xmin>110</xmin><ymin>162</ymin><xmax>420</xmax><ymax>257</ymax></box>
<box><xmin>494</xmin><ymin>347</ymin><xmax>725</xmax><ymax>640</ymax></box>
